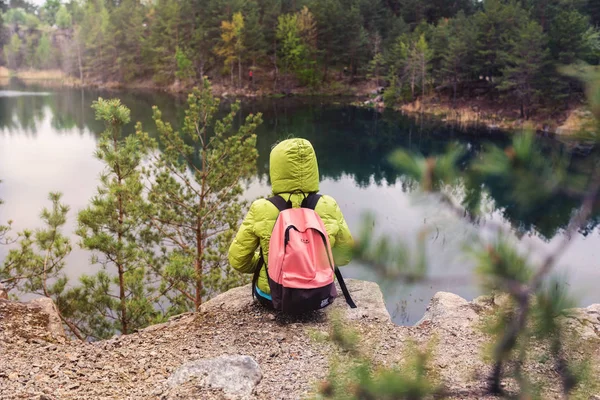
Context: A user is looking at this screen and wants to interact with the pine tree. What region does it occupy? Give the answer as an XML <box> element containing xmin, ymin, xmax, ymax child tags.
<box><xmin>367</xmin><ymin>33</ymin><xmax>385</xmax><ymax>87</ymax></box>
<box><xmin>499</xmin><ymin>20</ymin><xmax>548</xmax><ymax>119</ymax></box>
<box><xmin>80</xmin><ymin>0</ymin><xmax>111</xmax><ymax>80</ymax></box>
<box><xmin>244</xmin><ymin>1</ymin><xmax>266</xmax><ymax>71</ymax></box>
<box><xmin>39</xmin><ymin>0</ymin><xmax>61</xmax><ymax>26</ymax></box>
<box><xmin>276</xmin><ymin>13</ymin><xmax>303</xmax><ymax>89</ymax></box>
<box><xmin>472</xmin><ymin>0</ymin><xmax>526</xmax><ymax>91</ymax></box>
<box><xmin>35</xmin><ymin>34</ymin><xmax>52</xmax><ymax>69</ymax></box>
<box><xmin>438</xmin><ymin>12</ymin><xmax>473</xmax><ymax>105</ymax></box>
<box><xmin>55</xmin><ymin>5</ymin><xmax>72</xmax><ymax>29</ymax></box>
<box><xmin>23</xmin><ymin>33</ymin><xmax>35</xmax><ymax>69</ymax></box>
<box><xmin>145</xmin><ymin>0</ymin><xmax>181</xmax><ymax>85</ymax></box>
<box><xmin>137</xmin><ymin>78</ymin><xmax>262</xmax><ymax>312</ymax></box>
<box><xmin>175</xmin><ymin>46</ymin><xmax>195</xmax><ymax>86</ymax></box>
<box><xmin>74</xmin><ymin>98</ymin><xmax>156</xmax><ymax>338</ymax></box>
<box><xmin>4</xmin><ymin>33</ymin><xmax>22</xmax><ymax>69</ymax></box>
<box><xmin>0</xmin><ymin>193</ymin><xmax>74</xmax><ymax>334</ymax></box>
<box><xmin>414</xmin><ymin>33</ymin><xmax>432</xmax><ymax>98</ymax></box>
<box><xmin>0</xmin><ymin>181</ymin><xmax>12</xmax><ymax>246</ymax></box>
<box><xmin>260</xmin><ymin>0</ymin><xmax>283</xmax><ymax>86</ymax></box>
<box><xmin>215</xmin><ymin>12</ymin><xmax>245</xmax><ymax>87</ymax></box>
<box><xmin>107</xmin><ymin>0</ymin><xmax>148</xmax><ymax>82</ymax></box>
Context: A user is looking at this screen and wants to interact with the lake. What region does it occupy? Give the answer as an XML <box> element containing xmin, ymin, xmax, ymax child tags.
<box><xmin>0</xmin><ymin>80</ymin><xmax>599</xmax><ymax>325</ymax></box>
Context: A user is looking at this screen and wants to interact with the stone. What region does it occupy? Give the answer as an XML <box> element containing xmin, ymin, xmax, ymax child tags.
<box><xmin>0</xmin><ymin>296</ymin><xmax>66</xmax><ymax>341</ymax></box>
<box><xmin>0</xmin><ymin>282</ymin><xmax>8</xmax><ymax>300</ymax></box>
<box><xmin>200</xmin><ymin>280</ymin><xmax>392</xmax><ymax>323</ymax></box>
<box><xmin>560</xmin><ymin>304</ymin><xmax>600</xmax><ymax>340</ymax></box>
<box><xmin>415</xmin><ymin>292</ymin><xmax>479</xmax><ymax>327</ymax></box>
<box><xmin>329</xmin><ymin>279</ymin><xmax>391</xmax><ymax>322</ymax></box>
<box><xmin>30</xmin><ymin>297</ymin><xmax>66</xmax><ymax>340</ymax></box>
<box><xmin>167</xmin><ymin>355</ymin><xmax>262</xmax><ymax>399</ymax></box>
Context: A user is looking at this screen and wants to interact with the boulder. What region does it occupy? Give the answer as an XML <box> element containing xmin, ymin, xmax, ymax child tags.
<box><xmin>0</xmin><ymin>282</ymin><xmax>7</xmax><ymax>300</ymax></box>
<box><xmin>561</xmin><ymin>303</ymin><xmax>600</xmax><ymax>341</ymax></box>
<box><xmin>167</xmin><ymin>355</ymin><xmax>262</xmax><ymax>400</ymax></box>
<box><xmin>415</xmin><ymin>291</ymin><xmax>479</xmax><ymax>328</ymax></box>
<box><xmin>0</xmin><ymin>296</ymin><xmax>66</xmax><ymax>342</ymax></box>
<box><xmin>200</xmin><ymin>279</ymin><xmax>391</xmax><ymax>323</ymax></box>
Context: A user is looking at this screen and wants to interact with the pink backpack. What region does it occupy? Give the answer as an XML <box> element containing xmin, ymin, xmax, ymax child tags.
<box><xmin>253</xmin><ymin>193</ymin><xmax>356</xmax><ymax>314</ymax></box>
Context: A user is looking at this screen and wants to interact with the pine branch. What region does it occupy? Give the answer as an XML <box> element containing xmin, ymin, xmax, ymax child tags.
<box><xmin>488</xmin><ymin>172</ymin><xmax>600</xmax><ymax>394</ymax></box>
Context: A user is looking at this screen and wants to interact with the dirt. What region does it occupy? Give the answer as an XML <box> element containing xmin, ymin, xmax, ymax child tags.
<box><xmin>1</xmin><ymin>282</ymin><xmax>599</xmax><ymax>399</ymax></box>
<box><xmin>395</xmin><ymin>97</ymin><xmax>587</xmax><ymax>136</ymax></box>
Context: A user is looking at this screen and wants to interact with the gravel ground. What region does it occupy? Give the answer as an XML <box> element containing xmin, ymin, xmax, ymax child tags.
<box><xmin>1</xmin><ymin>282</ymin><xmax>599</xmax><ymax>400</ymax></box>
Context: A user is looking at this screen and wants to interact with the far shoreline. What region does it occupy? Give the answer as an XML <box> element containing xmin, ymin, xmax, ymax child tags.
<box><xmin>1</xmin><ymin>67</ymin><xmax>594</xmax><ymax>139</ymax></box>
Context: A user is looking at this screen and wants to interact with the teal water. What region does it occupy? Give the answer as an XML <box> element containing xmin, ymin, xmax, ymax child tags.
<box><xmin>0</xmin><ymin>81</ymin><xmax>599</xmax><ymax>325</ymax></box>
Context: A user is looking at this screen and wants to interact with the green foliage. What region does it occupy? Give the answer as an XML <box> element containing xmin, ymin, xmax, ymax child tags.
<box><xmin>24</xmin><ymin>13</ymin><xmax>40</xmax><ymax>30</ymax></box>
<box><xmin>349</xmin><ymin>68</ymin><xmax>600</xmax><ymax>397</ymax></box>
<box><xmin>319</xmin><ymin>315</ymin><xmax>442</xmax><ymax>399</ymax></box>
<box><xmin>4</xmin><ymin>33</ymin><xmax>22</xmax><ymax>69</ymax></box>
<box><xmin>498</xmin><ymin>19</ymin><xmax>548</xmax><ymax>118</ymax></box>
<box><xmin>35</xmin><ymin>34</ymin><xmax>52</xmax><ymax>69</ymax></box>
<box><xmin>175</xmin><ymin>46</ymin><xmax>195</xmax><ymax>84</ymax></box>
<box><xmin>108</xmin><ymin>0</ymin><xmax>147</xmax><ymax>82</ymax></box>
<box><xmin>55</xmin><ymin>5</ymin><xmax>72</xmax><ymax>29</ymax></box>
<box><xmin>137</xmin><ymin>78</ymin><xmax>262</xmax><ymax>312</ymax></box>
<box><xmin>0</xmin><ymin>192</ymin><xmax>71</xmax><ymax>305</ymax></box>
<box><xmin>81</xmin><ymin>0</ymin><xmax>111</xmax><ymax>80</ymax></box>
<box><xmin>215</xmin><ymin>12</ymin><xmax>245</xmax><ymax>86</ymax></box>
<box><xmin>0</xmin><ymin>181</ymin><xmax>12</xmax><ymax>246</ymax></box>
<box><xmin>276</xmin><ymin>13</ymin><xmax>304</xmax><ymax>85</ymax></box>
<box><xmin>471</xmin><ymin>235</ymin><xmax>533</xmax><ymax>291</ymax></box>
<box><xmin>3</xmin><ymin>8</ymin><xmax>27</xmax><ymax>25</ymax></box>
<box><xmin>0</xmin><ymin>0</ymin><xmax>595</xmax><ymax>108</ymax></box>
<box><xmin>40</xmin><ymin>0</ymin><xmax>61</xmax><ymax>26</ymax></box>
<box><xmin>74</xmin><ymin>97</ymin><xmax>155</xmax><ymax>338</ymax></box>
<box><xmin>24</xmin><ymin>34</ymin><xmax>36</xmax><ymax>69</ymax></box>
<box><xmin>384</xmin><ymin>32</ymin><xmax>432</xmax><ymax>102</ymax></box>
<box><xmin>243</xmin><ymin>1</ymin><xmax>266</xmax><ymax>67</ymax></box>
<box><xmin>146</xmin><ymin>0</ymin><xmax>181</xmax><ymax>85</ymax></box>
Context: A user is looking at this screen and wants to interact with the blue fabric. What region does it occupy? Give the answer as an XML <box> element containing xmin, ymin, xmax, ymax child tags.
<box><xmin>255</xmin><ymin>286</ymin><xmax>272</xmax><ymax>300</ymax></box>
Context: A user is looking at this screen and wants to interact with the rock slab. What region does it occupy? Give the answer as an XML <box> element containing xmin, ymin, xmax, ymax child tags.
<box><xmin>167</xmin><ymin>355</ymin><xmax>262</xmax><ymax>399</ymax></box>
<box><xmin>0</xmin><ymin>297</ymin><xmax>66</xmax><ymax>342</ymax></box>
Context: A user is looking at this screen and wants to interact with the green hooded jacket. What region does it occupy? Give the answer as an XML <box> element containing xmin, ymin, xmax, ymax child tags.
<box><xmin>228</xmin><ymin>138</ymin><xmax>354</xmax><ymax>295</ymax></box>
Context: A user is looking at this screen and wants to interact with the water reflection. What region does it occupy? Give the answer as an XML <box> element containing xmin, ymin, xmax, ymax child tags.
<box><xmin>0</xmin><ymin>80</ymin><xmax>598</xmax><ymax>324</ymax></box>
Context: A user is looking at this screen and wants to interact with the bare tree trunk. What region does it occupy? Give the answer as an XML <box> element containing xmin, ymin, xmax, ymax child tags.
<box><xmin>114</xmin><ymin>130</ymin><xmax>128</xmax><ymax>335</ymax></box>
<box><xmin>238</xmin><ymin>56</ymin><xmax>242</xmax><ymax>88</ymax></box>
<box><xmin>411</xmin><ymin>69</ymin><xmax>415</xmax><ymax>100</ymax></box>
<box><xmin>77</xmin><ymin>39</ymin><xmax>83</xmax><ymax>83</ymax></box>
<box><xmin>195</xmin><ymin>224</ymin><xmax>202</xmax><ymax>310</ymax></box>
<box><xmin>421</xmin><ymin>56</ymin><xmax>426</xmax><ymax>98</ymax></box>
<box><xmin>273</xmin><ymin>39</ymin><xmax>278</xmax><ymax>91</ymax></box>
<box><xmin>453</xmin><ymin>74</ymin><xmax>457</xmax><ymax>108</ymax></box>
<box><xmin>323</xmin><ymin>51</ymin><xmax>329</xmax><ymax>83</ymax></box>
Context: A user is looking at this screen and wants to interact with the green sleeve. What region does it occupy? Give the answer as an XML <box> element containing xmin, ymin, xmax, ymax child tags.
<box><xmin>228</xmin><ymin>202</ymin><xmax>260</xmax><ymax>274</ymax></box>
<box><xmin>332</xmin><ymin>201</ymin><xmax>354</xmax><ymax>266</ymax></box>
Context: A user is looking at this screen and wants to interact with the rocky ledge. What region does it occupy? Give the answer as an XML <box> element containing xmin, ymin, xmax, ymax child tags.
<box><xmin>0</xmin><ymin>280</ymin><xmax>599</xmax><ymax>399</ymax></box>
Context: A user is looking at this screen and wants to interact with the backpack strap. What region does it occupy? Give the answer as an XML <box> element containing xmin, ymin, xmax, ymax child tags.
<box><xmin>335</xmin><ymin>267</ymin><xmax>357</xmax><ymax>308</ymax></box>
<box><xmin>268</xmin><ymin>195</ymin><xmax>291</xmax><ymax>212</ymax></box>
<box><xmin>301</xmin><ymin>193</ymin><xmax>321</xmax><ymax>210</ymax></box>
<box><xmin>302</xmin><ymin>192</ymin><xmax>357</xmax><ymax>309</ymax></box>
<box><xmin>251</xmin><ymin>248</ymin><xmax>265</xmax><ymax>299</ymax></box>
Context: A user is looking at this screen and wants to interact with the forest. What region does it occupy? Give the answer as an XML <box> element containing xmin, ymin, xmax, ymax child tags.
<box><xmin>0</xmin><ymin>0</ymin><xmax>600</xmax><ymax>117</ymax></box>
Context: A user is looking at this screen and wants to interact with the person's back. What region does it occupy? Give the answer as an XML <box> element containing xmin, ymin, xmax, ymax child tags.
<box><xmin>228</xmin><ymin>138</ymin><xmax>354</xmax><ymax>306</ymax></box>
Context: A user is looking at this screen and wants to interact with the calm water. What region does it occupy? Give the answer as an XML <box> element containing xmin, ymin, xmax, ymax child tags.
<box><xmin>0</xmin><ymin>80</ymin><xmax>599</xmax><ymax>325</ymax></box>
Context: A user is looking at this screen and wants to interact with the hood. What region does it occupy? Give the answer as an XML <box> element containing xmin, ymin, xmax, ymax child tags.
<box><xmin>269</xmin><ymin>138</ymin><xmax>320</xmax><ymax>195</ymax></box>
